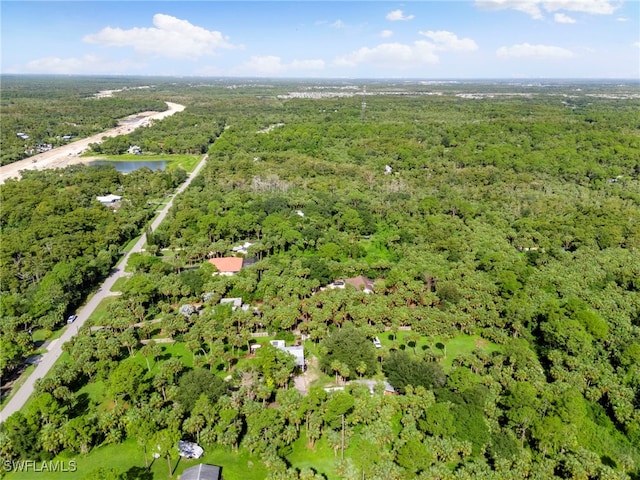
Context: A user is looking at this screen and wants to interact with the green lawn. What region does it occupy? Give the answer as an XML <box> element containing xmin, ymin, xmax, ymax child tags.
<box><xmin>3</xmin><ymin>439</ymin><xmax>267</xmax><ymax>480</ymax></box>
<box><xmin>85</xmin><ymin>297</ymin><xmax>117</xmax><ymax>327</ymax></box>
<box><xmin>76</xmin><ymin>380</ymin><xmax>107</xmax><ymax>407</ymax></box>
<box><xmin>130</xmin><ymin>341</ymin><xmax>195</xmax><ymax>374</ymax></box>
<box><xmin>110</xmin><ymin>276</ymin><xmax>129</xmax><ymax>293</ymax></box>
<box><xmin>286</xmin><ymin>431</ymin><xmax>340</xmax><ymax>479</ymax></box>
<box><xmin>286</xmin><ymin>425</ymin><xmax>398</xmax><ymax>479</ymax></box>
<box><xmin>437</xmin><ymin>334</ymin><xmax>501</xmax><ymax>371</ymax></box>
<box><xmin>158</xmin><ymin>342</ymin><xmax>194</xmax><ymax>369</ymax></box>
<box><xmin>376</xmin><ymin>331</ymin><xmax>501</xmax><ymax>372</ymax></box>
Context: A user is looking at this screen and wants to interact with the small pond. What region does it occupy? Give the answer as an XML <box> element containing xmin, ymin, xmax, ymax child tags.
<box><xmin>88</xmin><ymin>160</ymin><xmax>168</xmax><ymax>173</ymax></box>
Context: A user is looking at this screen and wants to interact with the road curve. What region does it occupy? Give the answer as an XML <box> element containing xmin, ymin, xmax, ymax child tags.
<box><xmin>0</xmin><ymin>102</ymin><xmax>185</xmax><ymax>184</ymax></box>
<box><xmin>0</xmin><ymin>153</ymin><xmax>208</xmax><ymax>422</ymax></box>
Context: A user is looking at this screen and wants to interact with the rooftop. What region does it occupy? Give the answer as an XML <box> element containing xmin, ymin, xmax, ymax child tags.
<box><xmin>208</xmin><ymin>257</ymin><xmax>244</xmax><ymax>273</ymax></box>
<box><xmin>180</xmin><ymin>464</ymin><xmax>221</xmax><ymax>480</ymax></box>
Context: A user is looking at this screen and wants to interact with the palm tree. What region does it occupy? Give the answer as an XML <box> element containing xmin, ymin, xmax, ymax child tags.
<box><xmin>140</xmin><ymin>340</ymin><xmax>161</xmax><ymax>372</ymax></box>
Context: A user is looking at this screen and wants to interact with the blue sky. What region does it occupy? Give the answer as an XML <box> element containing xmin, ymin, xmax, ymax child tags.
<box><xmin>2</xmin><ymin>1</ymin><xmax>639</xmax><ymax>78</ymax></box>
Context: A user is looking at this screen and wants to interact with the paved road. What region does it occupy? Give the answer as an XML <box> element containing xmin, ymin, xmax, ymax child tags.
<box><xmin>0</xmin><ymin>153</ymin><xmax>209</xmax><ymax>422</ymax></box>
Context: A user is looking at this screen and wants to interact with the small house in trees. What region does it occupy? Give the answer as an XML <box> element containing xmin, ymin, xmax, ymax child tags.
<box><xmin>127</xmin><ymin>145</ymin><xmax>142</xmax><ymax>154</ymax></box>
<box><xmin>270</xmin><ymin>340</ymin><xmax>305</xmax><ymax>370</ymax></box>
<box><xmin>208</xmin><ymin>257</ymin><xmax>244</xmax><ymax>276</ymax></box>
<box><xmin>351</xmin><ymin>379</ymin><xmax>396</xmax><ymax>395</ymax></box>
<box><xmin>178</xmin><ymin>440</ymin><xmax>204</xmax><ymax>459</ymax></box>
<box><xmin>180</xmin><ymin>464</ymin><xmax>222</xmax><ymax>480</ymax></box>
<box><xmin>96</xmin><ymin>194</ymin><xmax>122</xmax><ymax>205</ymax></box>
<box><xmin>325</xmin><ymin>280</ymin><xmax>345</xmax><ymax>290</ymax></box>
<box><xmin>231</xmin><ymin>241</ymin><xmax>253</xmax><ymax>255</ymax></box>
<box><xmin>219</xmin><ymin>297</ymin><xmax>252</xmax><ymax>312</ymax></box>
<box><xmin>345</xmin><ymin>275</ymin><xmax>375</xmax><ymax>293</ymax></box>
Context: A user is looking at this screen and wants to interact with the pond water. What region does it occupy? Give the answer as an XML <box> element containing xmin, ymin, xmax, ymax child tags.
<box><xmin>88</xmin><ymin>160</ymin><xmax>168</xmax><ymax>173</ymax></box>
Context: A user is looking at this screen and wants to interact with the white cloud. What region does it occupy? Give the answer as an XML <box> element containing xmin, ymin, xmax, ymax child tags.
<box><xmin>418</xmin><ymin>31</ymin><xmax>479</xmax><ymax>52</ymax></box>
<box><xmin>634</xmin><ymin>42</ymin><xmax>640</xmax><ymax>48</ymax></box>
<box><xmin>335</xmin><ymin>30</ymin><xmax>478</xmax><ymax>70</ymax></box>
<box><xmin>475</xmin><ymin>0</ymin><xmax>543</xmax><ymax>19</ymax></box>
<box><xmin>386</xmin><ymin>10</ymin><xmax>415</xmax><ymax>21</ymax></box>
<box><xmin>380</xmin><ymin>29</ymin><xmax>394</xmax><ymax>38</ymax></box>
<box><xmin>475</xmin><ymin>0</ymin><xmax>619</xmax><ymax>18</ymax></box>
<box><xmin>334</xmin><ymin>41</ymin><xmax>438</xmax><ymax>68</ymax></box>
<box><xmin>616</xmin><ymin>16</ymin><xmax>629</xmax><ymax>21</ymax></box>
<box><xmin>235</xmin><ymin>55</ymin><xmax>325</xmax><ymax>76</ymax></box>
<box><xmin>83</xmin><ymin>13</ymin><xmax>238</xmax><ymax>60</ymax></box>
<box><xmin>542</xmin><ymin>0</ymin><xmax>618</xmax><ymax>15</ymax></box>
<box><xmin>331</xmin><ymin>20</ymin><xmax>346</xmax><ymax>29</ymax></box>
<box><xmin>290</xmin><ymin>59</ymin><xmax>326</xmax><ymax>70</ymax></box>
<box><xmin>496</xmin><ymin>43</ymin><xmax>574</xmax><ymax>58</ymax></box>
<box><xmin>9</xmin><ymin>55</ymin><xmax>140</xmax><ymax>75</ymax></box>
<box><xmin>554</xmin><ymin>12</ymin><xmax>577</xmax><ymax>23</ymax></box>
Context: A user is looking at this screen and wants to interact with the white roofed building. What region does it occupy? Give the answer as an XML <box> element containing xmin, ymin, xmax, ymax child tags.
<box><xmin>270</xmin><ymin>340</ymin><xmax>305</xmax><ymax>370</ymax></box>
<box><xmin>96</xmin><ymin>194</ymin><xmax>122</xmax><ymax>205</ymax></box>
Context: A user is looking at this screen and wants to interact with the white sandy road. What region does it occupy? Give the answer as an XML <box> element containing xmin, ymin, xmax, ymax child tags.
<box><xmin>0</xmin><ymin>101</ymin><xmax>185</xmax><ymax>184</ymax></box>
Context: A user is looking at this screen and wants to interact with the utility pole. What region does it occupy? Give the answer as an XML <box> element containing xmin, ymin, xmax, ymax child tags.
<box><xmin>341</xmin><ymin>413</ymin><xmax>345</xmax><ymax>460</ymax></box>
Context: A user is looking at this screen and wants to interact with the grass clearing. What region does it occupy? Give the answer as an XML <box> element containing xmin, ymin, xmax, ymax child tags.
<box><xmin>130</xmin><ymin>341</ymin><xmax>195</xmax><ymax>373</ymax></box>
<box><xmin>370</xmin><ymin>331</ymin><xmax>501</xmax><ymax>373</ymax></box>
<box><xmin>158</xmin><ymin>342</ymin><xmax>194</xmax><ymax>369</ymax></box>
<box><xmin>438</xmin><ymin>334</ymin><xmax>501</xmax><ymax>371</ymax></box>
<box><xmin>286</xmin><ymin>431</ymin><xmax>339</xmax><ymax>479</ymax></box>
<box><xmin>109</xmin><ymin>276</ymin><xmax>128</xmax><ymax>292</ymax></box>
<box><xmin>76</xmin><ymin>380</ymin><xmax>107</xmax><ymax>407</ymax></box>
<box><xmin>85</xmin><ymin>297</ymin><xmax>117</xmax><ymax>327</ymax></box>
<box><xmin>3</xmin><ymin>440</ymin><xmax>267</xmax><ymax>480</ymax></box>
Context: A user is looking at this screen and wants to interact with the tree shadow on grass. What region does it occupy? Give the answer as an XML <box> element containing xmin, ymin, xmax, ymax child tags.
<box><xmin>171</xmin><ymin>455</ymin><xmax>181</xmax><ymax>477</ymax></box>
<box><xmin>69</xmin><ymin>392</ymin><xmax>91</xmax><ymax>417</ymax></box>
<box><xmin>124</xmin><ymin>466</ymin><xmax>154</xmax><ymax>480</ymax></box>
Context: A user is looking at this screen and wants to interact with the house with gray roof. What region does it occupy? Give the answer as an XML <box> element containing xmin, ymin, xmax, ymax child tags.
<box><xmin>180</xmin><ymin>464</ymin><xmax>222</xmax><ymax>480</ymax></box>
<box><xmin>270</xmin><ymin>340</ymin><xmax>305</xmax><ymax>370</ymax></box>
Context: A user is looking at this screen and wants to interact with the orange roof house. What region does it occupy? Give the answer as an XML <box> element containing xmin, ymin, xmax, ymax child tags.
<box><xmin>208</xmin><ymin>257</ymin><xmax>244</xmax><ymax>275</ymax></box>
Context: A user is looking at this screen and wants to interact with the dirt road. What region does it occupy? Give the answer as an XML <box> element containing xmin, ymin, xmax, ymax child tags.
<box><xmin>0</xmin><ymin>101</ymin><xmax>185</xmax><ymax>184</ymax></box>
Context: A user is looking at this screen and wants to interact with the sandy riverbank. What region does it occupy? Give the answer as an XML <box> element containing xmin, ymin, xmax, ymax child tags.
<box><xmin>0</xmin><ymin>101</ymin><xmax>185</xmax><ymax>184</ymax></box>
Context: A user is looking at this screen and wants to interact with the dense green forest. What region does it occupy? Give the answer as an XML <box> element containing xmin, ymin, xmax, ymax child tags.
<box><xmin>1</xmin><ymin>78</ymin><xmax>639</xmax><ymax>480</ymax></box>
<box><xmin>0</xmin><ymin>165</ymin><xmax>188</xmax><ymax>378</ymax></box>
